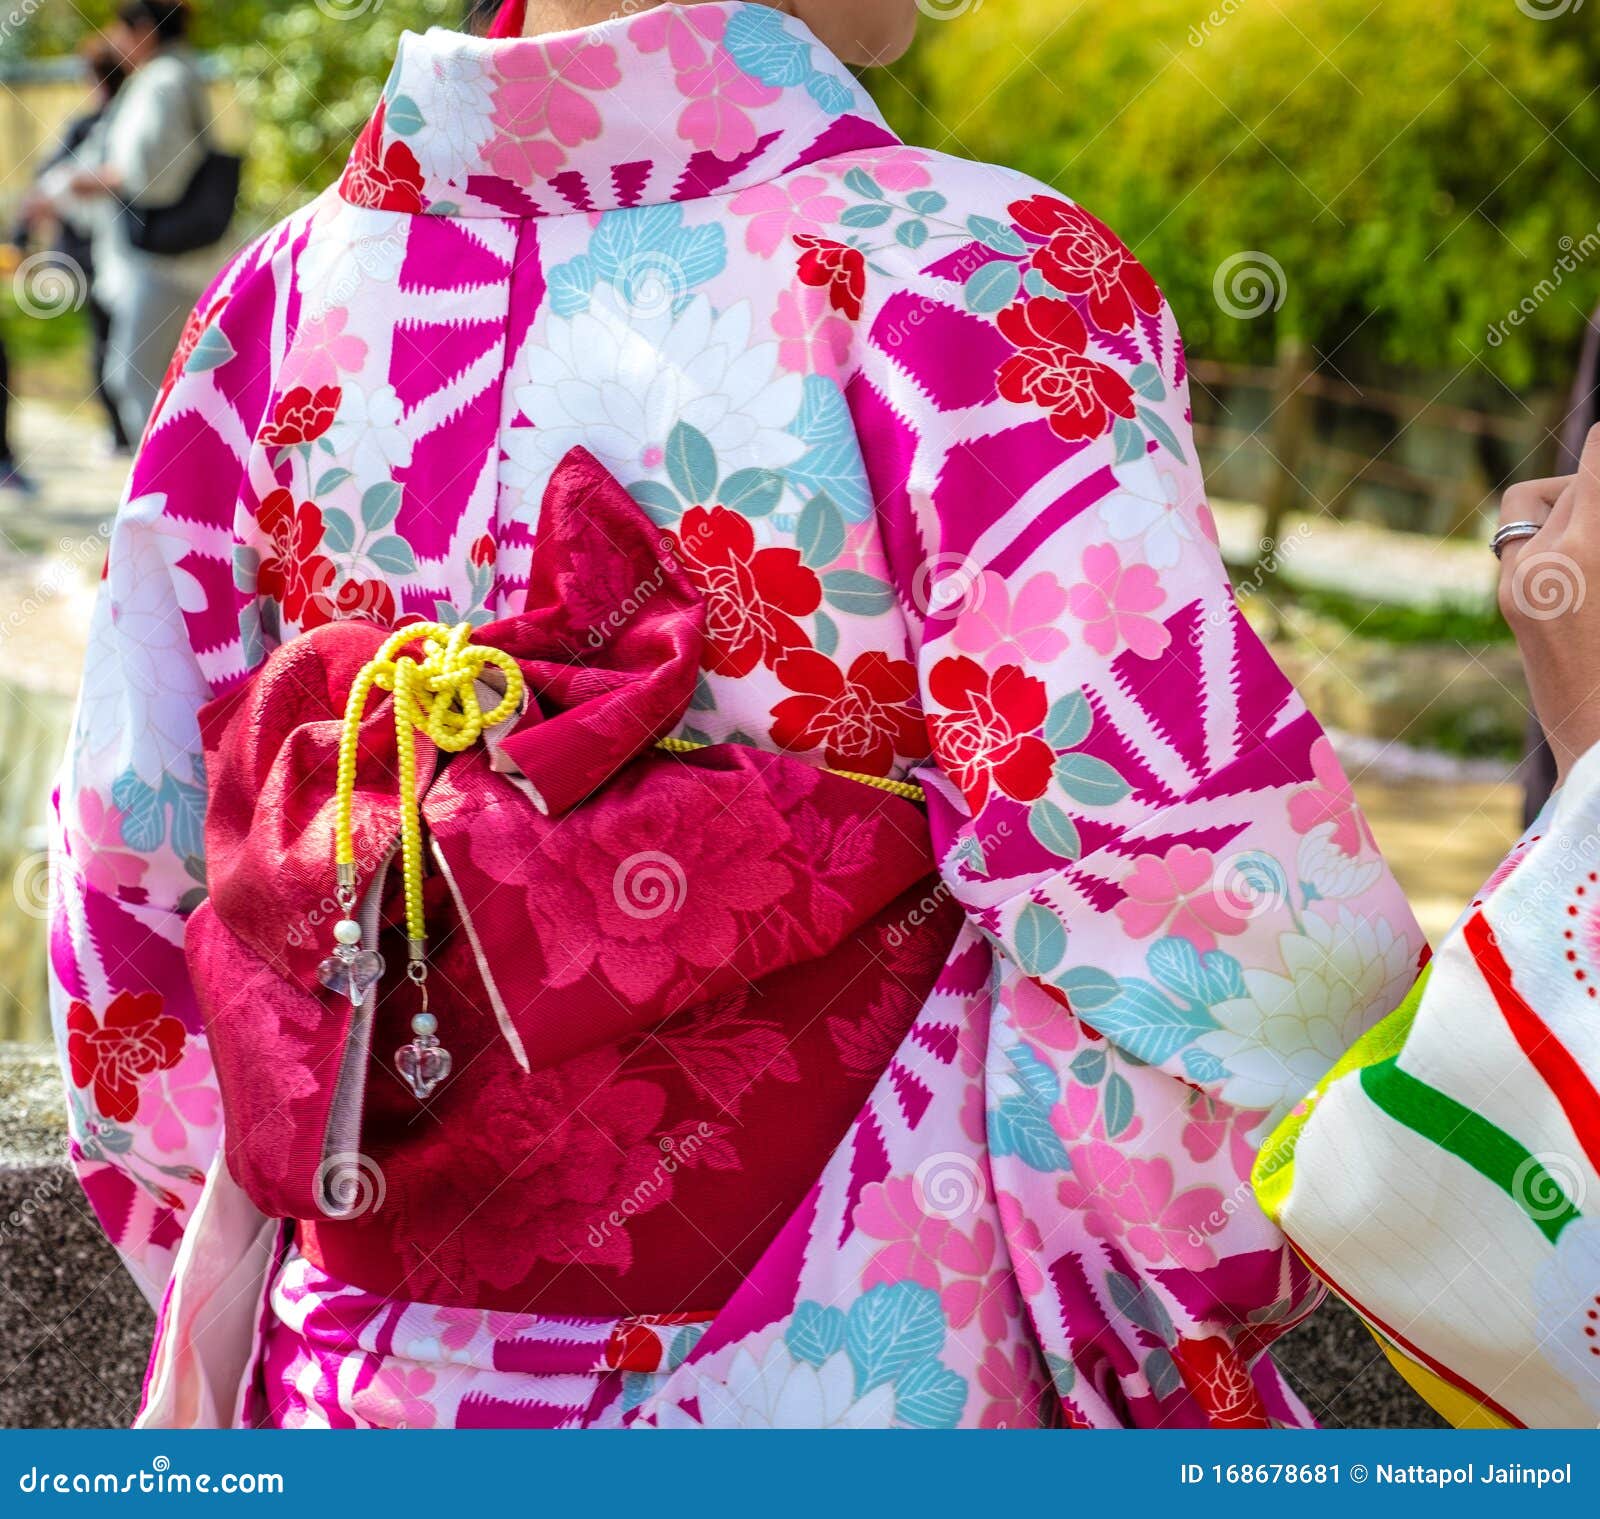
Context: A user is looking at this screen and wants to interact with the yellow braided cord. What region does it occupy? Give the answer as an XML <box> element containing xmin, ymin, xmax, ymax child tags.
<box><xmin>335</xmin><ymin>623</ymin><xmax>525</xmax><ymax>944</ymax></box>
<box><xmin>654</xmin><ymin>734</ymin><xmax>925</xmax><ymax>804</ymax></box>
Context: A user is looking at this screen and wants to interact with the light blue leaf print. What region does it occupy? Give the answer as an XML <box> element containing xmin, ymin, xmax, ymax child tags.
<box><xmin>321</xmin><ymin>508</ymin><xmax>357</xmax><ymax>556</ymax></box>
<box><xmin>820</xmin><ymin>570</ymin><xmax>894</xmax><ymax>618</ymax></box>
<box><xmin>590</xmin><ymin>205</ymin><xmax>726</xmax><ymax>300</ymax></box>
<box><xmin>315</xmin><ymin>467</ymin><xmax>354</xmax><ymax>497</ymax></box>
<box><xmin>1182</xmin><ymin>1047</ymin><xmax>1229</xmax><ymax>1084</ymax></box>
<box><xmin>788</xmin><ymin>376</ymin><xmax>872</xmax><ymax>521</ymax></box>
<box><xmin>895</xmin><ymin>220</ymin><xmax>930</xmax><ymax>251</ymax></box>
<box><xmin>1028</xmin><ymin>798</ymin><xmax>1082</xmax><ymax>862</ymax></box>
<box><xmin>952</xmin><ymin>833</ymin><xmax>988</xmax><ymax>878</ymax></box>
<box><xmin>1200</xmin><ymin>949</ymin><xmax>1248</xmax><ymax>1004</ymax></box>
<box><xmin>547</xmin><ymin>253</ymin><xmax>597</xmax><ymax>317</ymax></box>
<box><xmin>1008</xmin><ymin>1043</ymin><xmax>1060</xmax><ymax>1109</ymax></box>
<box><xmin>845</xmin><ymin>1283</ymin><xmax>946</xmax><ymax>1396</ymax></box>
<box><xmin>1145</xmin><ymin>1347</ymin><xmax>1182</xmax><ymax>1400</ymax></box>
<box><xmin>1069</xmin><ymin>1048</ymin><xmax>1108</xmax><ymax>1086</ymax></box>
<box><xmin>628</xmin><ymin>479</ymin><xmax>682</xmax><ymax>525</ymax></box>
<box><xmin>1137</xmin><ymin>404</ymin><xmax>1187</xmax><ymax>465</ymax></box>
<box><xmin>165</xmin><ymin>772</ymin><xmax>207</xmax><ymax>865</ymax></box>
<box><xmin>1147</xmin><ymin>936</ymin><xmax>1212</xmax><ymax>1009</ymax></box>
<box><xmin>1129</xmin><ymin>362</ymin><xmax>1167</xmax><ymax>401</ymax></box>
<box><xmin>231</xmin><ymin>546</ymin><xmax>259</xmax><ymax>594</ymax></box>
<box><xmin>433</xmin><ymin>599</ymin><xmax>461</xmax><ymax>626</ymax></box>
<box><xmin>1023</xmin><ymin>268</ymin><xmax>1064</xmax><ymax>300</ymax></box>
<box><xmin>797</xmin><ymin>491</ymin><xmax>846</xmax><ymax>568</ymax></box>
<box><xmin>723</xmin><ymin>3</ymin><xmax>814</xmax><ymax>86</ymax></box>
<box><xmin>1056</xmin><ymin>964</ymin><xmax>1120</xmax><ymax>1013</ymax></box>
<box><xmin>386</xmin><ymin>93</ymin><xmax>424</xmax><ymax>136</ymax></box>
<box><xmin>1045</xmin><ymin>1351</ymin><xmax>1077</xmax><ymax>1396</ymax></box>
<box><xmin>689</xmin><ymin>675</ymin><xmax>716</xmax><ymax>712</ymax></box>
<box><xmin>367</xmin><ymin>536</ymin><xmax>417</xmax><ymax>576</ymax></box>
<box><xmin>719</xmin><ymin>467</ymin><xmax>785</xmax><ymax>518</ymax></box>
<box><xmin>112</xmin><ymin>770</ymin><xmax>163</xmax><ymax>853</ymax></box>
<box><xmin>360</xmin><ymin>481</ymin><xmax>403</xmax><ymax>533</ymax></box>
<box><xmin>1013</xmin><ymin>901</ymin><xmax>1066</xmax><ymax>977</ymax></box>
<box><xmin>840</xmin><ymin>203</ymin><xmax>893</xmax><ymax>230</ymax></box>
<box><xmin>98</xmin><ymin>1123</ymin><xmax>135</xmax><ymax>1155</ymax></box>
<box><xmin>787</xmin><ymin>1301</ymin><xmax>847</xmax><ymax>1368</ymax></box>
<box><xmin>1112</xmin><ymin>415</ymin><xmax>1146</xmax><ymax>465</ymax></box>
<box><xmin>907</xmin><ymin>191</ymin><xmax>948</xmax><ymax>217</ymax></box>
<box><xmin>620</xmin><ymin>1370</ymin><xmax>656</xmax><ymax>1413</ymax></box>
<box><xmin>966</xmin><ymin>215</ymin><xmax>1027</xmax><ymax>256</ymax></box>
<box><xmin>811</xmin><ymin>608</ymin><xmax>839</xmax><ymax>657</ymax></box>
<box><xmin>804</xmin><ymin>71</ymin><xmax>854</xmax><ymax>116</ymax></box>
<box><xmin>964</xmin><ymin>260</ymin><xmax>1022</xmax><ymax>315</ymax></box>
<box><xmin>238</xmin><ymin>602</ymin><xmax>264</xmax><ymax>668</ymax></box>
<box><xmin>989</xmin><ymin>1093</ymin><xmax>1070</xmax><ymax>1173</ymax></box>
<box><xmin>1103</xmin><ymin>1072</ymin><xmax>1136</xmax><ymax>1138</ymax></box>
<box><xmin>666</xmin><ymin>1323</ymin><xmax>705</xmax><ymax>1372</ymax></box>
<box><xmin>1107</xmin><ymin>1270</ymin><xmax>1175</xmax><ymax>1343</ymax></box>
<box><xmin>843</xmin><ymin>167</ymin><xmax>887</xmax><ymax>201</ymax></box>
<box><xmin>1044</xmin><ymin>689</ymin><xmax>1092</xmax><ymax>750</ymax></box>
<box><xmin>1088</xmin><ymin>978</ymin><xmax>1218</xmax><ymax>1065</ymax></box>
<box><xmin>1054</xmin><ymin>752</ymin><xmax>1131</xmax><ymax>807</ymax></box>
<box><xmin>184</xmin><ymin>324</ymin><xmax>234</xmax><ymax>374</ymax></box>
<box><xmin>665</xmin><ymin>422</ymin><xmax>718</xmax><ymax>503</ymax></box>
<box><xmin>894</xmin><ymin>1359</ymin><xmax>968</xmax><ymax>1429</ymax></box>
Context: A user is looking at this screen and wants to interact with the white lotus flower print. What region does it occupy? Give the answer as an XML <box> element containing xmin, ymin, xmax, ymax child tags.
<box><xmin>1198</xmin><ymin>908</ymin><xmax>1416</xmax><ymax>1130</ymax></box>
<box><xmin>503</xmin><ymin>288</ymin><xmax>805</xmax><ymax>497</ymax></box>
<box><xmin>396</xmin><ymin>48</ymin><xmax>496</xmax><ymax>185</ymax></box>
<box><xmin>298</xmin><ymin>205</ymin><xmax>409</xmax><ymax>319</ymax></box>
<box><xmin>1296</xmin><ymin>822</ymin><xmax>1384</xmax><ymax>903</ymax></box>
<box><xmin>78</xmin><ymin>494</ymin><xmax>209</xmax><ymax>786</ymax></box>
<box><xmin>653</xmin><ymin>1341</ymin><xmax>895</xmax><ymax>1429</ymax></box>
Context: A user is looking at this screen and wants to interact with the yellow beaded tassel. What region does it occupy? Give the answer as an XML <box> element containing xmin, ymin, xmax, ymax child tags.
<box><xmin>321</xmin><ymin>623</ymin><xmax>524</xmax><ymax>1100</ymax></box>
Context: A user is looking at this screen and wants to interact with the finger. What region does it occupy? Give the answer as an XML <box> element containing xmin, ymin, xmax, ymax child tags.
<box><xmin>1540</xmin><ymin>479</ymin><xmax>1581</xmax><ymax>541</ymax></box>
<box><xmin>1577</xmin><ymin>422</ymin><xmax>1600</xmax><ymax>514</ymax></box>
<box><xmin>1499</xmin><ymin>475</ymin><xmax>1568</xmax><ymax>528</ymax></box>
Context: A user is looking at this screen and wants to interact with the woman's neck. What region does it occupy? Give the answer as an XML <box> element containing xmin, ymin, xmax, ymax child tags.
<box><xmin>518</xmin><ymin>1</ymin><xmax>786</xmax><ymax>36</ymax></box>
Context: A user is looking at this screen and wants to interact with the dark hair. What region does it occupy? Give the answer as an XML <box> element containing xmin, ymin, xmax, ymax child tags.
<box><xmin>464</xmin><ymin>1</ymin><xmax>508</xmax><ymax>35</ymax></box>
<box><xmin>83</xmin><ymin>35</ymin><xmax>128</xmax><ymax>99</ymax></box>
<box><xmin>115</xmin><ymin>1</ymin><xmax>191</xmax><ymax>43</ymax></box>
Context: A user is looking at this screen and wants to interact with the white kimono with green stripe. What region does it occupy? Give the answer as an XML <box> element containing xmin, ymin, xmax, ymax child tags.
<box><xmin>1257</xmin><ymin>745</ymin><xmax>1600</xmax><ymax>1429</ymax></box>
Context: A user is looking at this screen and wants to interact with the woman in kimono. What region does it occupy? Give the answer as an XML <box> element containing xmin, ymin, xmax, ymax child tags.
<box><xmin>1258</xmin><ymin>429</ymin><xmax>1600</xmax><ymax>1430</ymax></box>
<box><xmin>50</xmin><ymin>0</ymin><xmax>1420</xmax><ymax>1430</ymax></box>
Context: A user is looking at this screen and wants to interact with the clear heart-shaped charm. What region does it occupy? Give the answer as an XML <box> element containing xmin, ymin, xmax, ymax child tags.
<box><xmin>396</xmin><ymin>1037</ymin><xmax>452</xmax><ymax>1101</ymax></box>
<box><xmin>317</xmin><ymin>948</ymin><xmax>386</xmax><ymax>1004</ymax></box>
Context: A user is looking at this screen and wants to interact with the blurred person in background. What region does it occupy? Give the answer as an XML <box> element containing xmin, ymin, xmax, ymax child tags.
<box><xmin>51</xmin><ymin>0</ymin><xmax>1421</xmax><ymax>1430</ymax></box>
<box><xmin>8</xmin><ymin>35</ymin><xmax>132</xmax><ymax>456</ymax></box>
<box><xmin>0</xmin><ymin>308</ymin><xmax>35</xmax><ymax>497</ymax></box>
<box><xmin>68</xmin><ymin>1</ymin><xmax>231</xmax><ymax>444</ymax></box>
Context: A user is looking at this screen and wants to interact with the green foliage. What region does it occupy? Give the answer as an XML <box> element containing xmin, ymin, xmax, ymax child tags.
<box><xmin>877</xmin><ymin>0</ymin><xmax>1600</xmax><ymax>390</ymax></box>
<box><xmin>1280</xmin><ymin>583</ymin><xmax>1513</xmax><ymax>647</ymax></box>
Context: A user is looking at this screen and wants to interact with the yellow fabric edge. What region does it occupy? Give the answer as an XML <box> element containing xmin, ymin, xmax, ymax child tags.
<box><xmin>1368</xmin><ymin>1326</ymin><xmax>1511</xmax><ymax>1430</ymax></box>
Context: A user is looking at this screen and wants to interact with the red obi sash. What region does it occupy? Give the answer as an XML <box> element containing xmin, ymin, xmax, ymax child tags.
<box><xmin>187</xmin><ymin>448</ymin><xmax>961</xmax><ymax>1316</ymax></box>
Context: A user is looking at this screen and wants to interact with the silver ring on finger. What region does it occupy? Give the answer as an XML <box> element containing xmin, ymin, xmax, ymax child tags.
<box><xmin>1491</xmin><ymin>521</ymin><xmax>1543</xmax><ymax>560</ymax></box>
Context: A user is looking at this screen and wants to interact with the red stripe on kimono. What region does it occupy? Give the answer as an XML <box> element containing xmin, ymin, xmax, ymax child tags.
<box><xmin>48</xmin><ymin>5</ymin><xmax>1422</xmax><ymax>1429</ymax></box>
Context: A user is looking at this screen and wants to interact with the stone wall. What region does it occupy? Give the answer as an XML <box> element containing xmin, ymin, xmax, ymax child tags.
<box><xmin>0</xmin><ymin>1045</ymin><xmax>1440</xmax><ymax>1430</ymax></box>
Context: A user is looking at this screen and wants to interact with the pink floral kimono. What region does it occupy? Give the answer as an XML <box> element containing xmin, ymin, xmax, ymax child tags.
<box><xmin>48</xmin><ymin>2</ymin><xmax>1422</xmax><ymax>1429</ymax></box>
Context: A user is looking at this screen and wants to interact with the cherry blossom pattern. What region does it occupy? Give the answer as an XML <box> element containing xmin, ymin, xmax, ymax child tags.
<box><xmin>1066</xmin><ymin>542</ymin><xmax>1170</xmax><ymax>659</ymax></box>
<box><xmin>1287</xmin><ymin>736</ymin><xmax>1377</xmax><ymax>858</ymax></box>
<box><xmin>485</xmin><ymin>34</ymin><xmax>621</xmax><ymax>182</ymax></box>
<box><xmin>1114</xmin><ymin>845</ymin><xmax>1251</xmax><ymax>953</ymax></box>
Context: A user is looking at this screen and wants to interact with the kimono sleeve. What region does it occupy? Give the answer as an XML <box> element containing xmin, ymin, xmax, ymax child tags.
<box><xmin>49</xmin><ymin>245</ymin><xmax>270</xmax><ymax>1307</ymax></box>
<box><xmin>860</xmin><ymin>191</ymin><xmax>1423</xmax><ymax>1132</ymax></box>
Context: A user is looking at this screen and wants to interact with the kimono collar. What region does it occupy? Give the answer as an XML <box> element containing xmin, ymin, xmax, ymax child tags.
<box><xmin>339</xmin><ymin>2</ymin><xmax>902</xmax><ymax>219</ymax></box>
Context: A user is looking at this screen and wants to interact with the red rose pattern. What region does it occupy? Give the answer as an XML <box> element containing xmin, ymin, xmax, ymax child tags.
<box><xmin>260</xmin><ymin>385</ymin><xmax>341</xmax><ymax>448</ymax></box>
<box><xmin>255</xmin><ymin>491</ymin><xmax>335</xmax><ymax>625</ymax></box>
<box><xmin>67</xmin><ymin>991</ymin><xmax>185</xmax><ymax>1124</ymax></box>
<box><xmin>339</xmin><ymin>102</ymin><xmax>427</xmax><ymax>214</ymax></box>
<box><xmin>669</xmin><ymin>505</ymin><xmax>822</xmax><ymax>677</ymax></box>
<box><xmin>769</xmin><ymin>649</ymin><xmax>928</xmax><ymax>777</ymax></box>
<box><xmin>997</xmin><ymin>296</ymin><xmax>1138</xmax><ymax>443</ymax></box>
<box><xmin>926</xmin><ymin>657</ymin><xmax>1055</xmax><ymax>813</ymax></box>
<box><xmin>793</xmin><ymin>234</ymin><xmax>866</xmax><ymax>321</ymax></box>
<box><xmin>1170</xmin><ymin>1335</ymin><xmax>1273</xmax><ymax>1428</ymax></box>
<box><xmin>1010</xmin><ymin>194</ymin><xmax>1162</xmax><ymax>334</ymax></box>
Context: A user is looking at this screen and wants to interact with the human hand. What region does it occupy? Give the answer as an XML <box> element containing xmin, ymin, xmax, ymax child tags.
<box><xmin>1497</xmin><ymin>424</ymin><xmax>1600</xmax><ymax>784</ymax></box>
